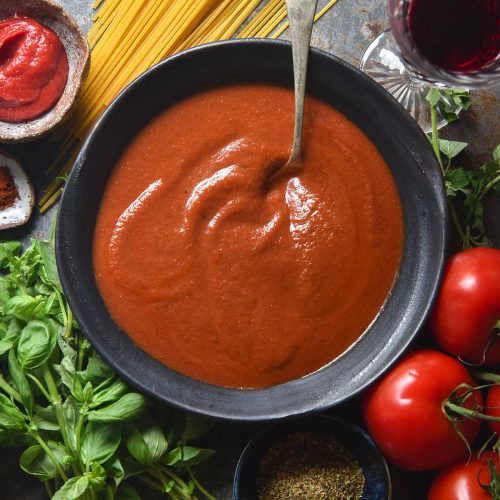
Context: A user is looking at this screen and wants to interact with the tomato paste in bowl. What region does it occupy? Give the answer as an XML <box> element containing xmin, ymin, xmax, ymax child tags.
<box><xmin>0</xmin><ymin>14</ymin><xmax>69</xmax><ymax>122</ymax></box>
<box><xmin>0</xmin><ymin>0</ymin><xmax>90</xmax><ymax>142</ymax></box>
<box><xmin>57</xmin><ymin>40</ymin><xmax>446</xmax><ymax>420</ymax></box>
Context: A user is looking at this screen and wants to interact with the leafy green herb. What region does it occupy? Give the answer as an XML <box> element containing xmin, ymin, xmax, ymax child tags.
<box><xmin>0</xmin><ymin>238</ymin><xmax>215</xmax><ymax>499</ymax></box>
<box><xmin>427</xmin><ymin>91</ymin><xmax>500</xmax><ymax>249</ymax></box>
<box><xmin>426</xmin><ymin>88</ymin><xmax>471</xmax><ymax>124</ymax></box>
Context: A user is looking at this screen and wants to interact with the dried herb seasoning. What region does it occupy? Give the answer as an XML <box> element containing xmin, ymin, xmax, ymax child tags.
<box><xmin>257</xmin><ymin>431</ymin><xmax>365</xmax><ymax>500</ymax></box>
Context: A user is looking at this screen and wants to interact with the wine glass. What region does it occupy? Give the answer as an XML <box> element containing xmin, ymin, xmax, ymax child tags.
<box><xmin>360</xmin><ymin>0</ymin><xmax>500</xmax><ymax>132</ymax></box>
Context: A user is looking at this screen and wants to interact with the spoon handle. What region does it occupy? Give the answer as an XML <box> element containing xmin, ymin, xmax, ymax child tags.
<box><xmin>286</xmin><ymin>0</ymin><xmax>319</xmax><ymax>164</ymax></box>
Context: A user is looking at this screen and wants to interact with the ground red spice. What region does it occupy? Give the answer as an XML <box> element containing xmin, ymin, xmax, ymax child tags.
<box><xmin>0</xmin><ymin>166</ymin><xmax>19</xmax><ymax>209</ymax></box>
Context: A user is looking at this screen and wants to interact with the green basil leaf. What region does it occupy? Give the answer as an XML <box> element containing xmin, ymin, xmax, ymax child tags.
<box><xmin>80</xmin><ymin>421</ymin><xmax>122</xmax><ymax>465</ymax></box>
<box><xmin>53</xmin><ymin>475</ymin><xmax>89</xmax><ymax>500</ymax></box>
<box><xmin>482</xmin><ymin>159</ymin><xmax>499</xmax><ymax>178</ymax></box>
<box><xmin>143</xmin><ymin>425</ymin><xmax>168</xmax><ymax>463</ymax></box>
<box><xmin>33</xmin><ymin>281</ymin><xmax>54</xmax><ymax>297</ymax></box>
<box><xmin>73</xmin><ymin>372</ymin><xmax>84</xmax><ymax>402</ymax></box>
<box><xmin>84</xmin><ymin>357</ymin><xmax>114</xmax><ymax>387</ymax></box>
<box><xmin>0</xmin><ymin>427</ymin><xmax>29</xmax><ymax>446</ymax></box>
<box><xmin>43</xmin><ymin>291</ymin><xmax>58</xmax><ymax>315</ymax></box>
<box><xmin>163</xmin><ymin>446</ymin><xmax>182</xmax><ymax>466</ymax></box>
<box><xmin>87</xmin><ymin>393</ymin><xmax>147</xmax><ymax>423</ymax></box>
<box><xmin>164</xmin><ymin>480</ymin><xmax>175</xmax><ymax>493</ymax></box>
<box><xmin>57</xmin><ymin>331</ymin><xmax>78</xmax><ymax>360</ymax></box>
<box><xmin>62</xmin><ymin>396</ymin><xmax>80</xmax><ymax>454</ymax></box>
<box><xmin>493</xmin><ymin>144</ymin><xmax>500</xmax><ymax>164</ymax></box>
<box><xmin>20</xmin><ymin>442</ymin><xmax>67</xmax><ymax>481</ymax></box>
<box><xmin>439</xmin><ymin>139</ymin><xmax>468</xmax><ymax>160</ymax></box>
<box><xmin>4</xmin><ymin>296</ymin><xmax>45</xmax><ymax>322</ymax></box>
<box><xmin>116</xmin><ymin>483</ymin><xmax>142</xmax><ymax>500</ymax></box>
<box><xmin>425</xmin><ymin>88</ymin><xmax>441</xmax><ymax>106</ymax></box>
<box><xmin>32</xmin><ymin>405</ymin><xmax>59</xmax><ymax>432</ymax></box>
<box><xmin>0</xmin><ymin>319</ymin><xmax>23</xmax><ymax>355</ymax></box>
<box><xmin>57</xmin><ymin>355</ymin><xmax>76</xmax><ymax>393</ymax></box>
<box><xmin>34</xmin><ymin>241</ymin><xmax>62</xmax><ymax>290</ymax></box>
<box><xmin>104</xmin><ymin>456</ymin><xmax>124</xmax><ymax>486</ymax></box>
<box><xmin>83</xmin><ymin>382</ymin><xmax>94</xmax><ymax>404</ymax></box>
<box><xmin>0</xmin><ymin>277</ymin><xmax>11</xmax><ymax>305</ymax></box>
<box><xmin>17</xmin><ymin>320</ymin><xmax>57</xmax><ymax>369</ymax></box>
<box><xmin>182</xmin><ymin>413</ymin><xmax>214</xmax><ymax>441</ymax></box>
<box><xmin>176</xmin><ymin>446</ymin><xmax>215</xmax><ymax>467</ymax></box>
<box><xmin>0</xmin><ymin>241</ymin><xmax>21</xmax><ymax>268</ymax></box>
<box><xmin>126</xmin><ymin>425</ymin><xmax>151</xmax><ymax>466</ymax></box>
<box><xmin>0</xmin><ymin>393</ymin><xmax>26</xmax><ymax>430</ymax></box>
<box><xmin>0</xmin><ymin>338</ymin><xmax>13</xmax><ymax>356</ymax></box>
<box><xmin>88</xmin><ymin>462</ymin><xmax>107</xmax><ymax>491</ymax></box>
<box><xmin>8</xmin><ymin>349</ymin><xmax>33</xmax><ymax>416</ymax></box>
<box><xmin>90</xmin><ymin>379</ymin><xmax>128</xmax><ymax>409</ymax></box>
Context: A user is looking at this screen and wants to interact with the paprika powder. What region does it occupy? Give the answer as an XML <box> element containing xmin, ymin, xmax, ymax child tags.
<box><xmin>0</xmin><ymin>166</ymin><xmax>18</xmax><ymax>210</ymax></box>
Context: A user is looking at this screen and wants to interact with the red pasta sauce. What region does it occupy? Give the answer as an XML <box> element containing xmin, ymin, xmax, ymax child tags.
<box><xmin>93</xmin><ymin>85</ymin><xmax>404</xmax><ymax>389</ymax></box>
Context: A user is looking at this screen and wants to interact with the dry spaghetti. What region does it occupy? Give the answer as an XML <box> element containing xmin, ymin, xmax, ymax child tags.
<box><xmin>41</xmin><ymin>0</ymin><xmax>339</xmax><ymax>212</ymax></box>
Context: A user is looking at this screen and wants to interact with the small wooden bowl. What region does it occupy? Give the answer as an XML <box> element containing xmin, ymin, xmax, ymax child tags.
<box><xmin>0</xmin><ymin>0</ymin><xmax>90</xmax><ymax>143</ymax></box>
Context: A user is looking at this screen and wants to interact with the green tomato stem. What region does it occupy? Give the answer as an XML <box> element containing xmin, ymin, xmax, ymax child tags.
<box><xmin>445</xmin><ymin>401</ymin><xmax>500</xmax><ymax>422</ymax></box>
<box><xmin>471</xmin><ymin>371</ymin><xmax>500</xmax><ymax>384</ymax></box>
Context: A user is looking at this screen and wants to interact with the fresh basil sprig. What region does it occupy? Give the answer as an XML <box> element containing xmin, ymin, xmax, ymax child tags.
<box><xmin>0</xmin><ymin>239</ymin><xmax>215</xmax><ymax>499</ymax></box>
<box><xmin>426</xmin><ymin>89</ymin><xmax>500</xmax><ymax>249</ymax></box>
<box><xmin>426</xmin><ymin>88</ymin><xmax>471</xmax><ymax>125</ymax></box>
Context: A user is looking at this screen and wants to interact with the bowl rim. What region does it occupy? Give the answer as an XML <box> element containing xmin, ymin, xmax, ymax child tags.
<box><xmin>56</xmin><ymin>38</ymin><xmax>447</xmax><ymax>422</ymax></box>
<box><xmin>233</xmin><ymin>414</ymin><xmax>392</xmax><ymax>500</ymax></box>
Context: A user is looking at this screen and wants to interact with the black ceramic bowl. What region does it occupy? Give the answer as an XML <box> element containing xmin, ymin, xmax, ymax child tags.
<box><xmin>234</xmin><ymin>415</ymin><xmax>391</xmax><ymax>499</ymax></box>
<box><xmin>57</xmin><ymin>39</ymin><xmax>446</xmax><ymax>421</ymax></box>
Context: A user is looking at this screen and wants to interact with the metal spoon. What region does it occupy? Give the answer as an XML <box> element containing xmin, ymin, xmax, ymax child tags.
<box><xmin>267</xmin><ymin>0</ymin><xmax>318</xmax><ymax>184</ymax></box>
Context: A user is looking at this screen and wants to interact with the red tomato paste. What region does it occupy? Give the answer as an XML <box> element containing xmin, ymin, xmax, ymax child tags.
<box><xmin>0</xmin><ymin>14</ymin><xmax>68</xmax><ymax>122</ymax></box>
<box><xmin>93</xmin><ymin>85</ymin><xmax>404</xmax><ymax>389</ymax></box>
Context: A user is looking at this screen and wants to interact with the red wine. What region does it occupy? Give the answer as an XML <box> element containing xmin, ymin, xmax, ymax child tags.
<box><xmin>407</xmin><ymin>0</ymin><xmax>499</xmax><ymax>72</ymax></box>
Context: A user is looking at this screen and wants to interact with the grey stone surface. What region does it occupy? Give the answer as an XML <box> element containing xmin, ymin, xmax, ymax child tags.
<box><xmin>1</xmin><ymin>1</ymin><xmax>499</xmax><ymax>498</ymax></box>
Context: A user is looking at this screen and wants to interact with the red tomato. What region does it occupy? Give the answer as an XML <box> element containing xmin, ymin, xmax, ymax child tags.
<box><xmin>362</xmin><ymin>350</ymin><xmax>483</xmax><ymax>471</ymax></box>
<box><xmin>429</xmin><ymin>248</ymin><xmax>500</xmax><ymax>365</ymax></box>
<box><xmin>486</xmin><ymin>383</ymin><xmax>500</xmax><ymax>436</ymax></box>
<box><xmin>427</xmin><ymin>451</ymin><xmax>499</xmax><ymax>500</ymax></box>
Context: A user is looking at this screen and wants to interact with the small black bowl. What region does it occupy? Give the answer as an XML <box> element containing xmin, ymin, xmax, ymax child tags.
<box><xmin>234</xmin><ymin>415</ymin><xmax>391</xmax><ymax>500</ymax></box>
<box><xmin>57</xmin><ymin>39</ymin><xmax>447</xmax><ymax>421</ymax></box>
